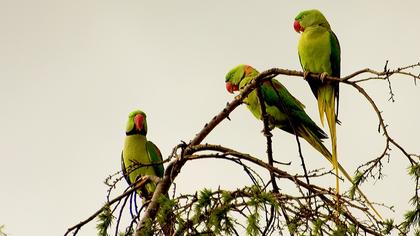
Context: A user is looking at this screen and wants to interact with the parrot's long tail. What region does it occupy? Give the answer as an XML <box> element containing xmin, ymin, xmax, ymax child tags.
<box><xmin>318</xmin><ymin>86</ymin><xmax>340</xmax><ymax>202</ymax></box>
<box><xmin>299</xmin><ymin>125</ymin><xmax>383</xmax><ymax>220</ymax></box>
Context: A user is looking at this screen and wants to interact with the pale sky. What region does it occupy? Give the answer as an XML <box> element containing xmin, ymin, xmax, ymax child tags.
<box><xmin>1</xmin><ymin>1</ymin><xmax>419</xmax><ymax>235</ymax></box>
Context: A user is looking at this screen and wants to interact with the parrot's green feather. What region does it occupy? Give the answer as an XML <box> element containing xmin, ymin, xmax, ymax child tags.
<box><xmin>146</xmin><ymin>141</ymin><xmax>165</xmax><ymax>177</ymax></box>
<box><xmin>260</xmin><ymin>80</ymin><xmax>327</xmax><ymax>139</ymax></box>
<box><xmin>121</xmin><ymin>151</ymin><xmax>130</xmax><ymax>186</ymax></box>
<box><xmin>330</xmin><ymin>31</ymin><xmax>341</xmax><ymax>117</ymax></box>
<box><xmin>225</xmin><ymin>65</ymin><xmax>246</xmax><ymax>84</ymax></box>
<box><xmin>330</xmin><ymin>31</ymin><xmax>341</xmax><ymax>77</ymax></box>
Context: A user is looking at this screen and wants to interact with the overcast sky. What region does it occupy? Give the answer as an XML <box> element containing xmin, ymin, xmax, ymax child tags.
<box><xmin>1</xmin><ymin>1</ymin><xmax>419</xmax><ymax>235</ymax></box>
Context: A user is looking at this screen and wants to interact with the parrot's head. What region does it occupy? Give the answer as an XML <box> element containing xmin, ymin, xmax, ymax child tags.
<box><xmin>225</xmin><ymin>64</ymin><xmax>259</xmax><ymax>94</ymax></box>
<box><xmin>126</xmin><ymin>110</ymin><xmax>148</xmax><ymax>135</ymax></box>
<box><xmin>294</xmin><ymin>9</ymin><xmax>330</xmax><ymax>33</ymax></box>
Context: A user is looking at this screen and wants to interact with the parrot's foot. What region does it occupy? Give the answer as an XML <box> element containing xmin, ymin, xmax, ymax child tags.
<box><xmin>319</xmin><ymin>72</ymin><xmax>329</xmax><ymax>82</ymax></box>
<box><xmin>334</xmin><ymin>190</ymin><xmax>341</xmax><ymax>219</ymax></box>
<box><xmin>303</xmin><ymin>71</ymin><xmax>310</xmax><ymax>80</ymax></box>
<box><xmin>260</xmin><ymin>129</ymin><xmax>273</xmax><ymax>137</ymax></box>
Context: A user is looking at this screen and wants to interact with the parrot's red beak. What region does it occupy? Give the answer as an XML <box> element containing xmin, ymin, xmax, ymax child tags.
<box><xmin>294</xmin><ymin>20</ymin><xmax>303</xmax><ymax>33</ymax></box>
<box><xmin>226</xmin><ymin>82</ymin><xmax>238</xmax><ymax>94</ymax></box>
<box><xmin>134</xmin><ymin>114</ymin><xmax>144</xmax><ymax>131</ymax></box>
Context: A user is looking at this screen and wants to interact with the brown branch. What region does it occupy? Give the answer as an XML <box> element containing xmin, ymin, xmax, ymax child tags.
<box><xmin>255</xmin><ymin>82</ymin><xmax>294</xmax><ymax>235</ymax></box>
<box><xmin>255</xmin><ymin>84</ymin><xmax>278</xmax><ymax>192</ymax></box>
<box><xmin>349</xmin><ymin>83</ymin><xmax>416</xmax><ymax>173</ymax></box>
<box><xmin>341</xmin><ymin>62</ymin><xmax>420</xmax><ymax>82</ymax></box>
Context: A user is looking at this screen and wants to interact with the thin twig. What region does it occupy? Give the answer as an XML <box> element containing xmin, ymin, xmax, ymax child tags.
<box><xmin>64</xmin><ymin>176</ymin><xmax>157</xmax><ymax>236</ymax></box>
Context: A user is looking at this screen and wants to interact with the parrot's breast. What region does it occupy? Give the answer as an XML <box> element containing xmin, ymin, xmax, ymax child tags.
<box><xmin>298</xmin><ymin>27</ymin><xmax>332</xmax><ymax>75</ymax></box>
<box><xmin>123</xmin><ymin>135</ymin><xmax>157</xmax><ymax>184</ymax></box>
<box><xmin>243</xmin><ymin>90</ymin><xmax>262</xmax><ymax>120</ymax></box>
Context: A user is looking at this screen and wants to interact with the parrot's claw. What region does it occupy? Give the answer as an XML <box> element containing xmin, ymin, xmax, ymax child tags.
<box><xmin>303</xmin><ymin>71</ymin><xmax>309</xmax><ymax>81</ymax></box>
<box><xmin>260</xmin><ymin>129</ymin><xmax>273</xmax><ymax>138</ymax></box>
<box><xmin>319</xmin><ymin>72</ymin><xmax>328</xmax><ymax>82</ymax></box>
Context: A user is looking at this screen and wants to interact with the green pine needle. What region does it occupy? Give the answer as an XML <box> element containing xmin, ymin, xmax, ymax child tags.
<box><xmin>349</xmin><ymin>171</ymin><xmax>364</xmax><ymax>200</ymax></box>
<box><xmin>381</xmin><ymin>218</ymin><xmax>394</xmax><ymax>234</ymax></box>
<box><xmin>311</xmin><ymin>219</ymin><xmax>325</xmax><ymax>236</ymax></box>
<box><xmin>156</xmin><ymin>195</ymin><xmax>176</xmax><ymax>225</ymax></box>
<box><xmin>221</xmin><ymin>190</ymin><xmax>234</xmax><ymax>204</ymax></box>
<box><xmin>196</xmin><ymin>188</ymin><xmax>213</xmax><ymax>210</ymax></box>
<box><xmin>402</xmin><ymin>209</ymin><xmax>420</xmax><ymax>231</ymax></box>
<box><xmin>246</xmin><ymin>211</ymin><xmax>259</xmax><ymax>236</ymax></box>
<box><xmin>408</xmin><ymin>163</ymin><xmax>420</xmax><ymax>178</ymax></box>
<box><xmin>96</xmin><ymin>203</ymin><xmax>113</xmax><ymax>236</ymax></box>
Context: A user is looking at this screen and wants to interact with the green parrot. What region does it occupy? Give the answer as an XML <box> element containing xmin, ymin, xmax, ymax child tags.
<box><xmin>225</xmin><ymin>65</ymin><xmax>381</xmax><ymax>218</ymax></box>
<box><xmin>122</xmin><ymin>109</ymin><xmax>164</xmax><ymax>200</ymax></box>
<box><xmin>294</xmin><ymin>9</ymin><xmax>341</xmax><ymax>199</ymax></box>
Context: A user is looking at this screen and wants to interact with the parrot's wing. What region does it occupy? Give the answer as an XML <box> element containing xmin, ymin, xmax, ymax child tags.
<box><xmin>261</xmin><ymin>79</ymin><xmax>305</xmax><ymax>110</ymax></box>
<box><xmin>330</xmin><ymin>30</ymin><xmax>341</xmax><ymax>119</ymax></box>
<box><xmin>121</xmin><ymin>151</ymin><xmax>132</xmax><ymax>186</ymax></box>
<box><xmin>146</xmin><ymin>141</ymin><xmax>165</xmax><ymax>178</ymax></box>
<box><xmin>330</xmin><ymin>31</ymin><xmax>341</xmax><ymax>77</ymax></box>
<box><xmin>260</xmin><ymin>79</ymin><xmax>328</xmax><ymax>139</ymax></box>
<box><xmin>298</xmin><ymin>44</ymin><xmax>304</xmax><ymax>72</ymax></box>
